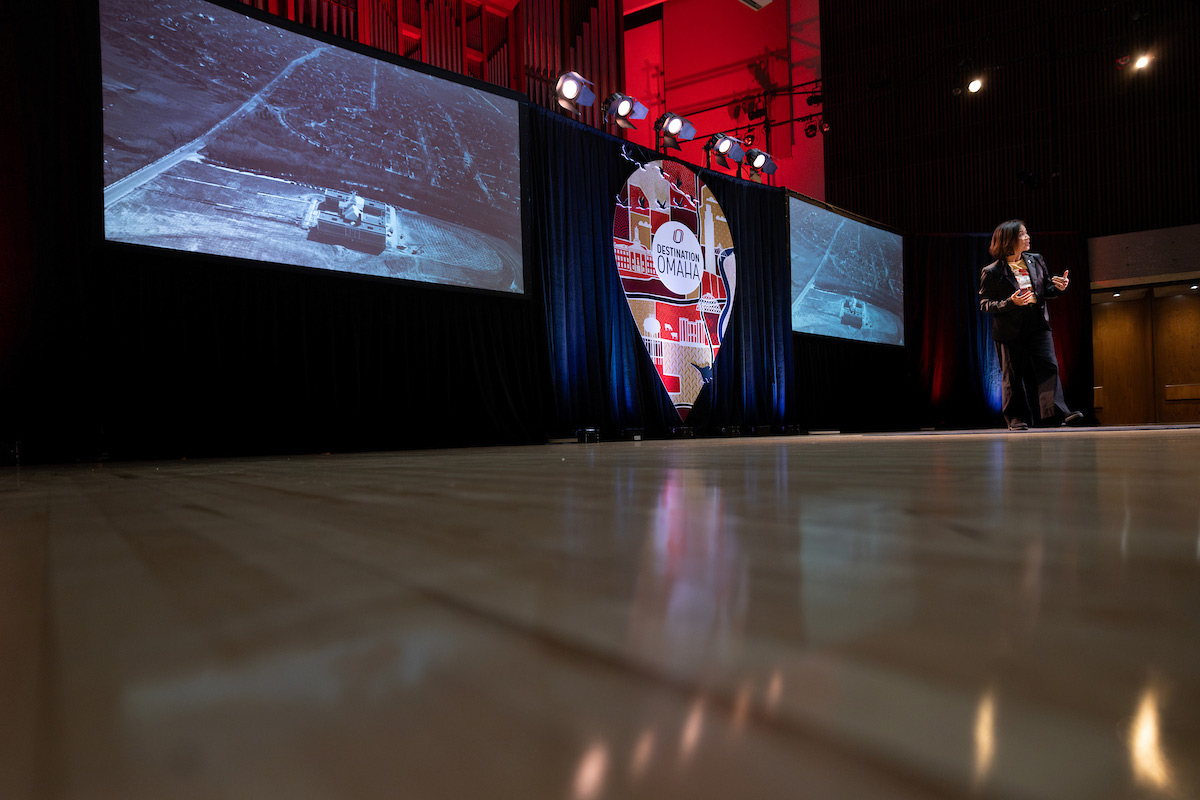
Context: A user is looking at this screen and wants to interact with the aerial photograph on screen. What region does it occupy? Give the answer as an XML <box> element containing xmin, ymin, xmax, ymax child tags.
<box><xmin>101</xmin><ymin>0</ymin><xmax>523</xmax><ymax>293</ymax></box>
<box><xmin>789</xmin><ymin>196</ymin><xmax>904</xmax><ymax>345</ymax></box>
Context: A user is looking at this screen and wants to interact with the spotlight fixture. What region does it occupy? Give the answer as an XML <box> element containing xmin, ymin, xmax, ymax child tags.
<box><xmin>555</xmin><ymin>71</ymin><xmax>594</xmax><ymax>114</ymax></box>
<box><xmin>602</xmin><ymin>92</ymin><xmax>648</xmax><ymax>129</ymax></box>
<box><xmin>804</xmin><ymin>122</ymin><xmax>818</xmax><ymax>138</ymax></box>
<box><xmin>806</xmin><ymin>93</ymin><xmax>823</xmax><ymax>106</ymax></box>
<box><xmin>968</xmin><ymin>77</ymin><xmax>983</xmax><ymax>93</ymax></box>
<box><xmin>819</xmin><ymin>119</ymin><xmax>831</xmax><ymax>133</ymax></box>
<box><xmin>1134</xmin><ymin>54</ymin><xmax>1152</xmax><ymax>69</ymax></box>
<box><xmin>703</xmin><ymin>133</ymin><xmax>745</xmax><ymax>168</ymax></box>
<box><xmin>654</xmin><ymin>112</ymin><xmax>696</xmax><ymax>150</ymax></box>
<box><xmin>744</xmin><ymin>148</ymin><xmax>777</xmax><ymax>182</ymax></box>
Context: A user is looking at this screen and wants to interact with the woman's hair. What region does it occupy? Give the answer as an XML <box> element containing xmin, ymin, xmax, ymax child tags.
<box><xmin>989</xmin><ymin>219</ymin><xmax>1025</xmax><ymax>258</ymax></box>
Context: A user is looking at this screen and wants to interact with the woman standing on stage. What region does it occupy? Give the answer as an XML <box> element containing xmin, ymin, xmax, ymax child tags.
<box><xmin>978</xmin><ymin>219</ymin><xmax>1083</xmax><ymax>430</ymax></box>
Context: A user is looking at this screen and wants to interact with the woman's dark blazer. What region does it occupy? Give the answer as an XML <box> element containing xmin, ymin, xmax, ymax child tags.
<box><xmin>978</xmin><ymin>252</ymin><xmax>1062</xmax><ymax>343</ymax></box>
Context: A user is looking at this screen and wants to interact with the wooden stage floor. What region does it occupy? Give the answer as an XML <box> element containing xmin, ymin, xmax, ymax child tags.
<box><xmin>3</xmin><ymin>427</ymin><xmax>1199</xmax><ymax>799</ymax></box>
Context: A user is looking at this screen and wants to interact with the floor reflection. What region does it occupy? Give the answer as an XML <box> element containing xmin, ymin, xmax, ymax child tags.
<box><xmin>628</xmin><ymin>468</ymin><xmax>748</xmax><ymax>667</ymax></box>
<box><xmin>15</xmin><ymin>429</ymin><xmax>1200</xmax><ymax>800</ymax></box>
<box><xmin>973</xmin><ymin>686</ymin><xmax>997</xmax><ymax>789</ymax></box>
<box><xmin>795</xmin><ymin>490</ymin><xmax>916</xmax><ymax>646</ymax></box>
<box><xmin>1129</xmin><ymin>682</ymin><xmax>1174</xmax><ymax>794</ymax></box>
<box><xmin>571</xmin><ymin>740</ymin><xmax>609</xmax><ymax>800</ymax></box>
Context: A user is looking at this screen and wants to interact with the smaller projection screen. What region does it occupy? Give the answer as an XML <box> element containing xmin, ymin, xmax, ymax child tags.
<box><xmin>788</xmin><ymin>195</ymin><xmax>904</xmax><ymax>345</ymax></box>
<box><xmin>101</xmin><ymin>0</ymin><xmax>524</xmax><ymax>294</ymax></box>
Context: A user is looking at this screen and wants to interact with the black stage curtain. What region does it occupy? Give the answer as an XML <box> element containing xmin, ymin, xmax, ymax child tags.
<box><xmin>906</xmin><ymin>232</ymin><xmax>1093</xmax><ymax>429</ymax></box>
<box><xmin>10</xmin><ymin>236</ymin><xmax>554</xmax><ymax>463</ymax></box>
<box><xmin>528</xmin><ymin>109</ymin><xmax>678</xmax><ymax>438</ymax></box>
<box><xmin>699</xmin><ymin>169</ymin><xmax>796</xmax><ymax>432</ymax></box>
<box><xmin>529</xmin><ymin>107</ymin><xmax>796</xmax><ymax>438</ymax></box>
<box><xmin>791</xmin><ymin>335</ymin><xmax>918</xmax><ymax>433</ymax></box>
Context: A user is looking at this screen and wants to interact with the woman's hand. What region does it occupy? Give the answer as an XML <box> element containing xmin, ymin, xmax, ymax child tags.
<box><xmin>1011</xmin><ymin>288</ymin><xmax>1035</xmax><ymax>306</ymax></box>
<box><xmin>1051</xmin><ymin>269</ymin><xmax>1070</xmax><ymax>291</ymax></box>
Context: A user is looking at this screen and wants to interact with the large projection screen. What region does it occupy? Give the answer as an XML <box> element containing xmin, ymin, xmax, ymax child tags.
<box><xmin>100</xmin><ymin>0</ymin><xmax>524</xmax><ymax>294</ymax></box>
<box><xmin>788</xmin><ymin>195</ymin><xmax>904</xmax><ymax>345</ymax></box>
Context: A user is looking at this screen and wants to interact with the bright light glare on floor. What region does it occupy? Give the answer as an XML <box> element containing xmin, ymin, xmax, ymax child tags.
<box><xmin>1129</xmin><ymin>686</ymin><xmax>1173</xmax><ymax>792</ymax></box>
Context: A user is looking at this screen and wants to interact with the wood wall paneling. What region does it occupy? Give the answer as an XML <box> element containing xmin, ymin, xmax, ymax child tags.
<box><xmin>1164</xmin><ymin>384</ymin><xmax>1200</xmax><ymax>401</ymax></box>
<box><xmin>1091</xmin><ymin>286</ymin><xmax>1200</xmax><ymax>425</ymax></box>
<box><xmin>1152</xmin><ymin>290</ymin><xmax>1200</xmax><ymax>423</ymax></box>
<box><xmin>1091</xmin><ymin>295</ymin><xmax>1155</xmax><ymax>425</ymax></box>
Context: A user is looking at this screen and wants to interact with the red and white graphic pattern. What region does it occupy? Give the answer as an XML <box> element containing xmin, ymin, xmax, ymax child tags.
<box><xmin>613</xmin><ymin>160</ymin><xmax>736</xmax><ymax>421</ymax></box>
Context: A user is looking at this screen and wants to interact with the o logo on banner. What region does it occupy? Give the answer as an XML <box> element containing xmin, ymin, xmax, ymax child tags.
<box><xmin>652</xmin><ymin>221</ymin><xmax>703</xmax><ymax>296</ymax></box>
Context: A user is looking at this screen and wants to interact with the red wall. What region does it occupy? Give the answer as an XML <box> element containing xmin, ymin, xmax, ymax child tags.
<box><xmin>621</xmin><ymin>18</ymin><xmax>665</xmax><ymax>150</ymax></box>
<box><xmin>623</xmin><ymin>0</ymin><xmax>823</xmax><ymax>200</ymax></box>
<box><xmin>786</xmin><ymin>0</ymin><xmax>823</xmax><ymax>199</ymax></box>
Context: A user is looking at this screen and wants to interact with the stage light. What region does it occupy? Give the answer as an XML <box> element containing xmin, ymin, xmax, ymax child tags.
<box><xmin>744</xmin><ymin>148</ymin><xmax>777</xmax><ymax>182</ymax></box>
<box><xmin>1134</xmin><ymin>54</ymin><xmax>1152</xmax><ymax>69</ymax></box>
<box><xmin>747</xmin><ymin>149</ymin><xmax>772</xmax><ymax>171</ymax></box>
<box><xmin>968</xmin><ymin>77</ymin><xmax>983</xmax><ymax>93</ymax></box>
<box><xmin>602</xmin><ymin>92</ymin><xmax>648</xmax><ymax>129</ymax></box>
<box><xmin>804</xmin><ymin>122</ymin><xmax>818</xmax><ymax>138</ymax></box>
<box><xmin>1191</xmin><ymin>284</ymin><xmax>1198</xmax><ymax>290</ymax></box>
<box><xmin>806</xmin><ymin>93</ymin><xmax>823</xmax><ymax>106</ymax></box>
<box><xmin>819</xmin><ymin>119</ymin><xmax>831</xmax><ymax>133</ymax></box>
<box><xmin>1113</xmin><ymin>292</ymin><xmax>1122</xmax><ymax>297</ymax></box>
<box><xmin>555</xmin><ymin>71</ymin><xmax>594</xmax><ymax>114</ymax></box>
<box><xmin>654</xmin><ymin>112</ymin><xmax>696</xmax><ymax>150</ymax></box>
<box><xmin>703</xmin><ymin>133</ymin><xmax>745</xmax><ymax>168</ymax></box>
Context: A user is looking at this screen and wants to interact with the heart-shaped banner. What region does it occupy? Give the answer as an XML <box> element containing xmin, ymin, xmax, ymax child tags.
<box><xmin>613</xmin><ymin>159</ymin><xmax>736</xmax><ymax>421</ymax></box>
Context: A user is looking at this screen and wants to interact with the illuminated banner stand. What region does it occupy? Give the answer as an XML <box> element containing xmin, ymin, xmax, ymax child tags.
<box><xmin>613</xmin><ymin>160</ymin><xmax>737</xmax><ymax>421</ymax></box>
